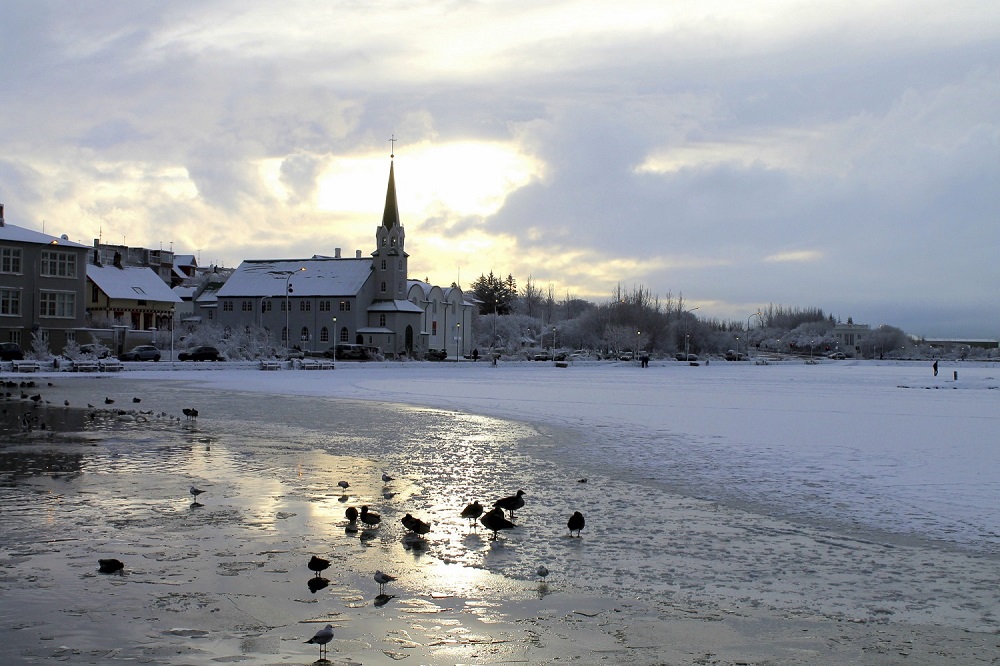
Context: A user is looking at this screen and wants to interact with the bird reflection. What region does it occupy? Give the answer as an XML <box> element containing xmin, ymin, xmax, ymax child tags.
<box><xmin>189</xmin><ymin>501</ymin><xmax>203</xmax><ymax>509</ymax></box>
<box><xmin>307</xmin><ymin>577</ymin><xmax>330</xmax><ymax>594</ymax></box>
<box><xmin>374</xmin><ymin>593</ymin><xmax>395</xmax><ymax>607</ymax></box>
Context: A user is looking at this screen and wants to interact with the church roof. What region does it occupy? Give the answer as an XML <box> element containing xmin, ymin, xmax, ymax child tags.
<box><xmin>381</xmin><ymin>160</ymin><xmax>400</xmax><ymax>230</ymax></box>
<box><xmin>217</xmin><ymin>258</ymin><xmax>372</xmax><ymax>298</ymax></box>
<box><xmin>368</xmin><ymin>299</ymin><xmax>424</xmax><ymax>313</ymax></box>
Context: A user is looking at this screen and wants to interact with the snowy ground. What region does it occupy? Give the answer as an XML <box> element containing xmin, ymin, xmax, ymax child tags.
<box><xmin>1</xmin><ymin>358</ymin><xmax>998</xmax><ymax>664</ymax></box>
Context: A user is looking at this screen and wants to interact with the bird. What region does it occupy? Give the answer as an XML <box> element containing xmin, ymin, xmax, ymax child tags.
<box><xmin>374</xmin><ymin>570</ymin><xmax>396</xmax><ymax>594</ymax></box>
<box><xmin>460</xmin><ymin>500</ymin><xmax>484</xmax><ymax>528</ymax></box>
<box><xmin>98</xmin><ymin>558</ymin><xmax>125</xmax><ymax>574</ymax></box>
<box><xmin>568</xmin><ymin>511</ymin><xmax>585</xmax><ymax>537</ymax></box>
<box><xmin>381</xmin><ymin>472</ymin><xmax>394</xmax><ymax>483</ymax></box>
<box><xmin>537</xmin><ymin>565</ymin><xmax>549</xmax><ymax>582</ymax></box>
<box><xmin>308</xmin><ymin>555</ymin><xmax>330</xmax><ymax>577</ymax></box>
<box><xmin>104</xmin><ymin>397</ymin><xmax>114</xmax><ymax>404</ymax></box>
<box><xmin>359</xmin><ymin>505</ymin><xmax>381</xmax><ymax>528</ymax></box>
<box><xmin>493</xmin><ymin>489</ymin><xmax>526</xmax><ymax>520</ymax></box>
<box><xmin>182</xmin><ymin>408</ymin><xmax>198</xmax><ymax>419</ymax></box>
<box><xmin>480</xmin><ymin>507</ymin><xmax>515</xmax><ymax>541</ymax></box>
<box><xmin>304</xmin><ymin>624</ymin><xmax>334</xmax><ymax>659</ymax></box>
<box><xmin>401</xmin><ymin>513</ymin><xmax>431</xmax><ymax>536</ymax></box>
<box><xmin>337</xmin><ymin>480</ymin><xmax>350</xmax><ymax>493</ymax></box>
<box><xmin>132</xmin><ymin>397</ymin><xmax>141</xmax><ymax>403</ymax></box>
<box><xmin>577</xmin><ymin>478</ymin><xmax>588</xmax><ymax>483</ymax></box>
<box><xmin>345</xmin><ymin>506</ymin><xmax>359</xmax><ymax>523</ymax></box>
<box><xmin>189</xmin><ymin>485</ymin><xmax>206</xmax><ymax>500</ymax></box>
<box><xmin>307</xmin><ymin>577</ymin><xmax>329</xmax><ymax>594</ymax></box>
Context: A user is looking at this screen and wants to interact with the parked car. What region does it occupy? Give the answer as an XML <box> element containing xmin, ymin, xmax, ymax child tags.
<box><xmin>119</xmin><ymin>345</ymin><xmax>161</xmax><ymax>362</ymax></box>
<box><xmin>675</xmin><ymin>352</ymin><xmax>699</xmax><ymax>362</ymax></box>
<box><xmin>618</xmin><ymin>352</ymin><xmax>634</xmax><ymax>361</ymax></box>
<box><xmin>178</xmin><ymin>346</ymin><xmax>223</xmax><ymax>361</ymax></box>
<box><xmin>324</xmin><ymin>344</ymin><xmax>368</xmax><ymax>360</ymax></box>
<box><xmin>828</xmin><ymin>351</ymin><xmax>846</xmax><ymax>360</ymax></box>
<box><xmin>0</xmin><ymin>342</ymin><xmax>24</xmax><ymax>361</ymax></box>
<box><xmin>425</xmin><ymin>348</ymin><xmax>448</xmax><ymax>361</ymax></box>
<box><xmin>724</xmin><ymin>350</ymin><xmax>744</xmax><ymax>361</ymax></box>
<box><xmin>79</xmin><ymin>344</ymin><xmax>111</xmax><ymax>359</ymax></box>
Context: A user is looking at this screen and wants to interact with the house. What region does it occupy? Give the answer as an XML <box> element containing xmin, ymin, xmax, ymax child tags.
<box><xmin>216</xmin><ymin>159</ymin><xmax>474</xmax><ymax>358</ymax></box>
<box><xmin>86</xmin><ymin>254</ymin><xmax>182</xmax><ymax>339</ymax></box>
<box><xmin>0</xmin><ymin>204</ymin><xmax>89</xmax><ymax>353</ymax></box>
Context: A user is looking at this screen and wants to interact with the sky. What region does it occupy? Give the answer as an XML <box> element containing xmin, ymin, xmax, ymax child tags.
<box><xmin>1</xmin><ymin>1</ymin><xmax>998</xmax><ymax>338</ymax></box>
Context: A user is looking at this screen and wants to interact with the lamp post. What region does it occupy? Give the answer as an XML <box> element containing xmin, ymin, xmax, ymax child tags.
<box><xmin>456</xmin><ymin>323</ymin><xmax>462</xmax><ymax>359</ymax></box>
<box><xmin>683</xmin><ymin>306</ymin><xmax>699</xmax><ymax>361</ymax></box>
<box><xmin>746</xmin><ymin>310</ymin><xmax>762</xmax><ymax>360</ymax></box>
<box><xmin>331</xmin><ymin>316</ymin><xmax>337</xmax><ymax>365</ymax></box>
<box><xmin>636</xmin><ymin>330</ymin><xmax>641</xmax><ymax>362</ymax></box>
<box><xmin>284</xmin><ymin>267</ymin><xmax>305</xmax><ymax>350</ymax></box>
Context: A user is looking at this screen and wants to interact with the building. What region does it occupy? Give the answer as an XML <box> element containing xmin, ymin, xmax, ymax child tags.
<box><xmin>831</xmin><ymin>321</ymin><xmax>870</xmax><ymax>354</ymax></box>
<box><xmin>216</xmin><ymin>159</ymin><xmax>474</xmax><ymax>358</ymax></box>
<box><xmin>0</xmin><ymin>204</ymin><xmax>89</xmax><ymax>353</ymax></box>
<box><xmin>86</xmin><ymin>254</ymin><xmax>182</xmax><ymax>333</ymax></box>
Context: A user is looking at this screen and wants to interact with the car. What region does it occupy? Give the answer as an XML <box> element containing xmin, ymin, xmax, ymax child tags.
<box><xmin>79</xmin><ymin>343</ymin><xmax>111</xmax><ymax>359</ymax></box>
<box><xmin>828</xmin><ymin>351</ymin><xmax>846</xmax><ymax>360</ymax></box>
<box><xmin>533</xmin><ymin>351</ymin><xmax>552</xmax><ymax>361</ymax></box>
<box><xmin>675</xmin><ymin>352</ymin><xmax>699</xmax><ymax>362</ymax></box>
<box><xmin>425</xmin><ymin>349</ymin><xmax>448</xmax><ymax>361</ymax></box>
<box><xmin>178</xmin><ymin>346</ymin><xmax>223</xmax><ymax>361</ymax></box>
<box><xmin>324</xmin><ymin>344</ymin><xmax>368</xmax><ymax>360</ymax></box>
<box><xmin>0</xmin><ymin>342</ymin><xmax>24</xmax><ymax>361</ymax></box>
<box><xmin>119</xmin><ymin>345</ymin><xmax>161</xmax><ymax>362</ymax></box>
<box><xmin>724</xmin><ymin>350</ymin><xmax>744</xmax><ymax>361</ymax></box>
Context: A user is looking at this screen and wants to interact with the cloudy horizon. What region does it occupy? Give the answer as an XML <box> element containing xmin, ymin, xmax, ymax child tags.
<box><xmin>2</xmin><ymin>1</ymin><xmax>998</xmax><ymax>338</ymax></box>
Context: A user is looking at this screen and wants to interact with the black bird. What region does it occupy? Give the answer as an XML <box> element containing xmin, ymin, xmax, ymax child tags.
<box><xmin>480</xmin><ymin>507</ymin><xmax>515</xmax><ymax>541</ymax></box>
<box><xmin>182</xmin><ymin>408</ymin><xmax>198</xmax><ymax>419</ymax></box>
<box><xmin>493</xmin><ymin>489</ymin><xmax>526</xmax><ymax>520</ymax></box>
<box><xmin>401</xmin><ymin>513</ymin><xmax>431</xmax><ymax>536</ymax></box>
<box><xmin>30</xmin><ymin>394</ymin><xmax>41</xmax><ymax>402</ymax></box>
<box><xmin>568</xmin><ymin>511</ymin><xmax>586</xmax><ymax>537</ymax></box>
<box><xmin>98</xmin><ymin>558</ymin><xmax>125</xmax><ymax>574</ymax></box>
<box><xmin>359</xmin><ymin>505</ymin><xmax>381</xmax><ymax>529</ymax></box>
<box><xmin>105</xmin><ymin>397</ymin><xmax>114</xmax><ymax>404</ymax></box>
<box><xmin>308</xmin><ymin>555</ymin><xmax>330</xmax><ymax>577</ymax></box>
<box><xmin>132</xmin><ymin>397</ymin><xmax>141</xmax><ymax>403</ymax></box>
<box><xmin>345</xmin><ymin>506</ymin><xmax>359</xmax><ymax>523</ymax></box>
<box><xmin>460</xmin><ymin>500</ymin><xmax>484</xmax><ymax>528</ymax></box>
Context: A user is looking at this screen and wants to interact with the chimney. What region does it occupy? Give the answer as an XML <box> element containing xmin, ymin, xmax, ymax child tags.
<box><xmin>113</xmin><ymin>251</ymin><xmax>123</xmax><ymax>269</ymax></box>
<box><xmin>335</xmin><ymin>248</ymin><xmax>341</xmax><ymax>259</ymax></box>
<box><xmin>356</xmin><ymin>250</ymin><xmax>362</xmax><ymax>259</ymax></box>
<box><xmin>0</xmin><ymin>203</ymin><xmax>4</xmax><ymax>227</ymax></box>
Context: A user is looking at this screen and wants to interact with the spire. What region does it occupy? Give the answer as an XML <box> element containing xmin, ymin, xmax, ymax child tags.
<box><xmin>381</xmin><ymin>159</ymin><xmax>400</xmax><ymax>230</ymax></box>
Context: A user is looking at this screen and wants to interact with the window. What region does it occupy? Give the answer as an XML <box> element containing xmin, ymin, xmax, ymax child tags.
<box><xmin>432</xmin><ymin>321</ymin><xmax>437</xmax><ymax>336</ymax></box>
<box><xmin>300</xmin><ymin>301</ymin><xmax>311</xmax><ymax>312</ymax></box>
<box><xmin>339</xmin><ymin>327</ymin><xmax>348</xmax><ymax>343</ymax></box>
<box><xmin>223</xmin><ymin>301</ymin><xmax>234</xmax><ymax>312</ymax></box>
<box><xmin>39</xmin><ymin>291</ymin><xmax>75</xmax><ymax>318</ymax></box>
<box><xmin>382</xmin><ymin>237</ymin><xmax>387</xmax><ymax>247</ymax></box>
<box><xmin>339</xmin><ymin>301</ymin><xmax>351</xmax><ymax>312</ymax></box>
<box><xmin>320</xmin><ymin>327</ymin><xmax>329</xmax><ymax>343</ymax></box>
<box><xmin>0</xmin><ymin>289</ymin><xmax>21</xmax><ymax>316</ymax></box>
<box><xmin>8</xmin><ymin>330</ymin><xmax>21</xmax><ymax>345</ymax></box>
<box><xmin>66</xmin><ymin>331</ymin><xmax>76</xmax><ymax>342</ymax></box>
<box><xmin>380</xmin><ymin>281</ymin><xmax>386</xmax><ymax>293</ymax></box>
<box><xmin>137</xmin><ymin>299</ymin><xmax>147</xmax><ymax>306</ymax></box>
<box><xmin>379</xmin><ymin>314</ymin><xmax>386</xmax><ymax>327</ymax></box>
<box><xmin>91</xmin><ymin>284</ymin><xmax>100</xmax><ymax>302</ymax></box>
<box><xmin>319</xmin><ymin>300</ymin><xmax>330</xmax><ymax>312</ymax></box>
<box><xmin>1</xmin><ymin>246</ymin><xmax>22</xmax><ymax>273</ymax></box>
<box><xmin>208</xmin><ymin>310</ymin><xmax>214</xmax><ymax>320</ymax></box>
<box><xmin>390</xmin><ymin>237</ymin><xmax>397</xmax><ymax>247</ymax></box>
<box><xmin>241</xmin><ymin>300</ymin><xmax>253</xmax><ymax>312</ymax></box>
<box><xmin>262</xmin><ymin>300</ymin><xmax>272</xmax><ymax>312</ymax></box>
<box><xmin>381</xmin><ymin>259</ymin><xmax>387</xmax><ymax>271</ymax></box>
<box><xmin>281</xmin><ymin>326</ymin><xmax>288</xmax><ymax>342</ymax></box>
<box><xmin>281</xmin><ymin>301</ymin><xmax>287</xmax><ymax>312</ymax></box>
<box><xmin>300</xmin><ymin>326</ymin><xmax>310</xmax><ymax>341</ymax></box>
<box><xmin>398</xmin><ymin>260</ymin><xmax>402</xmax><ymax>270</ymax></box>
<box><xmin>40</xmin><ymin>250</ymin><xmax>77</xmax><ymax>277</ymax></box>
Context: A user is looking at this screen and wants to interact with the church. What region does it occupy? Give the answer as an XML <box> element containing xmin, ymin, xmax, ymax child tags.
<box><xmin>215</xmin><ymin>158</ymin><xmax>475</xmax><ymax>359</ymax></box>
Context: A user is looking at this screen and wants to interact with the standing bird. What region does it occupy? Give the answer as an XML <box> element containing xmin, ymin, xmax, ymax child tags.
<box><xmin>567</xmin><ymin>511</ymin><xmax>585</xmax><ymax>537</ymax></box>
<box><xmin>460</xmin><ymin>500</ymin><xmax>484</xmax><ymax>528</ymax></box>
<box><xmin>401</xmin><ymin>513</ymin><xmax>431</xmax><ymax>536</ymax></box>
<box><xmin>359</xmin><ymin>505</ymin><xmax>381</xmax><ymax>528</ymax></box>
<box><xmin>345</xmin><ymin>506</ymin><xmax>359</xmax><ymax>524</ymax></box>
<box><xmin>189</xmin><ymin>485</ymin><xmax>206</xmax><ymax>500</ymax></box>
<box><xmin>493</xmin><ymin>489</ymin><xmax>526</xmax><ymax>520</ymax></box>
<box><xmin>480</xmin><ymin>507</ymin><xmax>516</xmax><ymax>541</ymax></box>
<box><xmin>182</xmin><ymin>408</ymin><xmax>198</xmax><ymax>419</ymax></box>
<box><xmin>536</xmin><ymin>565</ymin><xmax>549</xmax><ymax>582</ymax></box>
<box><xmin>381</xmin><ymin>472</ymin><xmax>394</xmax><ymax>483</ymax></box>
<box><xmin>374</xmin><ymin>570</ymin><xmax>396</xmax><ymax>594</ymax></box>
<box><xmin>337</xmin><ymin>480</ymin><xmax>350</xmax><ymax>494</ymax></box>
<box><xmin>308</xmin><ymin>555</ymin><xmax>330</xmax><ymax>577</ymax></box>
<box><xmin>304</xmin><ymin>624</ymin><xmax>334</xmax><ymax>660</ymax></box>
<box><xmin>98</xmin><ymin>558</ymin><xmax>125</xmax><ymax>574</ymax></box>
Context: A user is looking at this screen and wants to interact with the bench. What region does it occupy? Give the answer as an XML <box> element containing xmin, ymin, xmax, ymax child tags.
<box><xmin>260</xmin><ymin>360</ymin><xmax>283</xmax><ymax>371</ymax></box>
<box><xmin>99</xmin><ymin>360</ymin><xmax>124</xmax><ymax>372</ymax></box>
<box><xmin>12</xmin><ymin>360</ymin><xmax>40</xmax><ymax>373</ymax></box>
<box><xmin>299</xmin><ymin>359</ymin><xmax>334</xmax><ymax>370</ymax></box>
<box><xmin>72</xmin><ymin>360</ymin><xmax>100</xmax><ymax>372</ymax></box>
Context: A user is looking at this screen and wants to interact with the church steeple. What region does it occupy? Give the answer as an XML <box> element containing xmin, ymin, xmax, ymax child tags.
<box><xmin>381</xmin><ymin>159</ymin><xmax>400</xmax><ymax>230</ymax></box>
<box><xmin>373</xmin><ymin>152</ymin><xmax>407</xmax><ymax>301</ymax></box>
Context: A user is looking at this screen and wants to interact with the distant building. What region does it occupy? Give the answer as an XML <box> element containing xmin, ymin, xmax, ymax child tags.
<box><xmin>0</xmin><ymin>204</ymin><xmax>89</xmax><ymax>352</ymax></box>
<box><xmin>216</xmin><ymin>159</ymin><xmax>474</xmax><ymax>358</ymax></box>
<box><xmin>831</xmin><ymin>321</ymin><xmax>870</xmax><ymax>354</ymax></box>
<box><xmin>86</xmin><ymin>254</ymin><xmax>181</xmax><ymax>332</ymax></box>
<box><xmin>922</xmin><ymin>338</ymin><xmax>999</xmax><ymax>350</ymax></box>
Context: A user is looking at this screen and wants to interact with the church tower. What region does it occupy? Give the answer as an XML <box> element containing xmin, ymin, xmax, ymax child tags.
<box><xmin>372</xmin><ymin>157</ymin><xmax>408</xmax><ymax>301</ymax></box>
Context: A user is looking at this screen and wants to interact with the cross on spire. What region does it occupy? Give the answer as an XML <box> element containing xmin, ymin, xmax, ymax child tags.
<box><xmin>389</xmin><ymin>134</ymin><xmax>396</xmax><ymax>158</ymax></box>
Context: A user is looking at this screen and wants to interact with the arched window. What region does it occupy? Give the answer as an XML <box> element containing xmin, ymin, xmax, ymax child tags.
<box><xmin>300</xmin><ymin>326</ymin><xmax>310</xmax><ymax>342</ymax></box>
<box><xmin>320</xmin><ymin>327</ymin><xmax>329</xmax><ymax>343</ymax></box>
<box><xmin>380</xmin><ymin>281</ymin><xmax>386</xmax><ymax>293</ymax></box>
<box><xmin>300</xmin><ymin>301</ymin><xmax>311</xmax><ymax>312</ymax></box>
<box><xmin>381</xmin><ymin>259</ymin><xmax>387</xmax><ymax>270</ymax></box>
<box><xmin>281</xmin><ymin>327</ymin><xmax>288</xmax><ymax>342</ymax></box>
<box><xmin>340</xmin><ymin>327</ymin><xmax>349</xmax><ymax>343</ymax></box>
<box><xmin>390</xmin><ymin>237</ymin><xmax>397</xmax><ymax>247</ymax></box>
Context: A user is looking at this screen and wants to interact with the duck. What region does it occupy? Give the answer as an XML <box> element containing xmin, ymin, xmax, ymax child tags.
<box><xmin>480</xmin><ymin>507</ymin><xmax>516</xmax><ymax>541</ymax></box>
<box><xmin>308</xmin><ymin>555</ymin><xmax>330</xmax><ymax>577</ymax></box>
<box><xmin>401</xmin><ymin>513</ymin><xmax>431</xmax><ymax>536</ymax></box>
<box><xmin>493</xmin><ymin>489</ymin><xmax>526</xmax><ymax>520</ymax></box>
<box><xmin>460</xmin><ymin>500</ymin><xmax>484</xmax><ymax>528</ymax></box>
<box><xmin>359</xmin><ymin>505</ymin><xmax>381</xmax><ymax>528</ymax></box>
<box><xmin>567</xmin><ymin>511</ymin><xmax>585</xmax><ymax>537</ymax></box>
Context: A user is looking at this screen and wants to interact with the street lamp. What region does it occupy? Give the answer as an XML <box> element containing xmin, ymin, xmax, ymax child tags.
<box><xmin>284</xmin><ymin>267</ymin><xmax>305</xmax><ymax>350</ymax></box>
<box><xmin>746</xmin><ymin>310</ymin><xmax>762</xmax><ymax>360</ymax></box>
<box><xmin>683</xmin><ymin>306</ymin><xmax>699</xmax><ymax>361</ymax></box>
<box><xmin>456</xmin><ymin>323</ymin><xmax>462</xmax><ymax>359</ymax></box>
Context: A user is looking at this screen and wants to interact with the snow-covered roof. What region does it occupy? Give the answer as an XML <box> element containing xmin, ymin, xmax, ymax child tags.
<box><xmin>0</xmin><ymin>222</ymin><xmax>88</xmax><ymax>249</ymax></box>
<box><xmin>173</xmin><ymin>285</ymin><xmax>197</xmax><ymax>300</ymax></box>
<box><xmin>217</xmin><ymin>258</ymin><xmax>373</xmax><ymax>298</ymax></box>
<box><xmin>368</xmin><ymin>299</ymin><xmax>424</xmax><ymax>313</ymax></box>
<box><xmin>87</xmin><ymin>264</ymin><xmax>183</xmax><ymax>302</ymax></box>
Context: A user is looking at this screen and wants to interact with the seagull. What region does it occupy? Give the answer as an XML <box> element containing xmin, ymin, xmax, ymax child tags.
<box><xmin>345</xmin><ymin>506</ymin><xmax>359</xmax><ymax>523</ymax></box>
<box><xmin>98</xmin><ymin>558</ymin><xmax>125</xmax><ymax>574</ymax></box>
<box><xmin>480</xmin><ymin>507</ymin><xmax>516</xmax><ymax>541</ymax></box>
<box><xmin>374</xmin><ymin>570</ymin><xmax>396</xmax><ymax>594</ymax></box>
<box><xmin>493</xmin><ymin>489</ymin><xmax>526</xmax><ymax>520</ymax></box>
<box><xmin>337</xmin><ymin>480</ymin><xmax>350</xmax><ymax>493</ymax></box>
<box><xmin>381</xmin><ymin>472</ymin><xmax>394</xmax><ymax>483</ymax></box>
<box><xmin>189</xmin><ymin>486</ymin><xmax>206</xmax><ymax>500</ymax></box>
<box><xmin>304</xmin><ymin>623</ymin><xmax>334</xmax><ymax>659</ymax></box>
<box><xmin>401</xmin><ymin>513</ymin><xmax>431</xmax><ymax>536</ymax></box>
<box><xmin>308</xmin><ymin>555</ymin><xmax>330</xmax><ymax>577</ymax></box>
<box><xmin>567</xmin><ymin>511</ymin><xmax>585</xmax><ymax>537</ymax></box>
<box><xmin>537</xmin><ymin>565</ymin><xmax>549</xmax><ymax>582</ymax></box>
<box><xmin>460</xmin><ymin>501</ymin><xmax>484</xmax><ymax>528</ymax></box>
<box><xmin>359</xmin><ymin>505</ymin><xmax>381</xmax><ymax>528</ymax></box>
